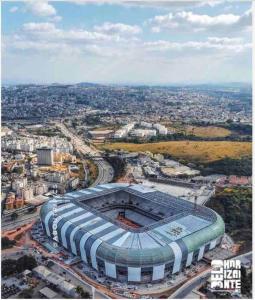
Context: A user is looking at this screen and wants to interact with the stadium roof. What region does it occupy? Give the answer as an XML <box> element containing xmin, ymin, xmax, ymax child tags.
<box><xmin>41</xmin><ymin>184</ymin><xmax>224</xmax><ymax>267</ymax></box>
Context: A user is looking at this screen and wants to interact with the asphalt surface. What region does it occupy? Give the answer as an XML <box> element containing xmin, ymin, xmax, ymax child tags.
<box><xmin>56</xmin><ymin>122</ymin><xmax>114</xmax><ymax>185</ymax></box>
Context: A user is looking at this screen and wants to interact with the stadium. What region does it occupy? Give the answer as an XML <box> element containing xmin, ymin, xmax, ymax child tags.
<box><xmin>40</xmin><ymin>183</ymin><xmax>225</xmax><ymax>283</ymax></box>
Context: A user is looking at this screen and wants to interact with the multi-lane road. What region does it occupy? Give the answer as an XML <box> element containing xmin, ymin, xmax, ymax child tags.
<box><xmin>55</xmin><ymin>122</ymin><xmax>114</xmax><ymax>186</ymax></box>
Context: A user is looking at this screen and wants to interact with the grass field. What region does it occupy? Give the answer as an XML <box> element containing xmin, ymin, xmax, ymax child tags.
<box><xmin>166</xmin><ymin>124</ymin><xmax>231</xmax><ymax>138</ymax></box>
<box><xmin>185</xmin><ymin>125</ymin><xmax>231</xmax><ymax>137</ymax></box>
<box><xmin>101</xmin><ymin>141</ymin><xmax>251</xmax><ymax>163</ymax></box>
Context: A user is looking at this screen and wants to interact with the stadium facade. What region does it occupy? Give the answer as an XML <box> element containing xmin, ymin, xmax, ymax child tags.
<box><xmin>40</xmin><ymin>183</ymin><xmax>224</xmax><ymax>283</ymax></box>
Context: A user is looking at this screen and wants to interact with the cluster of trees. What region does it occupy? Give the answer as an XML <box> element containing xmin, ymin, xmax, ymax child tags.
<box><xmin>162</xmin><ymin>156</ymin><xmax>251</xmax><ymax>177</ymax></box>
<box><xmin>76</xmin><ymin>286</ymin><xmax>91</xmax><ymax>299</ymax></box>
<box><xmin>110</xmin><ymin>131</ymin><xmax>251</xmax><ymax>144</ymax></box>
<box><xmin>241</xmin><ymin>267</ymin><xmax>252</xmax><ymax>298</ymax></box>
<box><xmin>192</xmin><ymin>120</ymin><xmax>252</xmax><ymax>135</ymax></box>
<box><xmin>31</xmin><ymin>127</ymin><xmax>66</xmax><ymax>138</ymax></box>
<box><xmin>2</xmin><ymin>255</ymin><xmax>37</xmax><ymax>277</ymax></box>
<box><xmin>1</xmin><ymin>237</ymin><xmax>16</xmax><ymax>250</ymax></box>
<box><xmin>84</xmin><ymin>115</ymin><xmax>101</xmax><ymax>126</ymax></box>
<box><xmin>223</xmin><ymin>122</ymin><xmax>252</xmax><ymax>135</ymax></box>
<box><xmin>18</xmin><ymin>289</ymin><xmax>33</xmax><ymax>299</ymax></box>
<box><xmin>104</xmin><ymin>155</ymin><xmax>126</xmax><ymax>181</ymax></box>
<box><xmin>200</xmin><ymin>157</ymin><xmax>252</xmax><ymax>176</ymax></box>
<box><xmin>206</xmin><ymin>188</ymin><xmax>252</xmax><ymax>252</ymax></box>
<box><xmin>12</xmin><ymin>166</ymin><xmax>24</xmax><ymax>175</ymax></box>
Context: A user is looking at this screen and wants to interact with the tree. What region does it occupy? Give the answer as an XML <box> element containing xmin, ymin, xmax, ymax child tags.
<box><xmin>241</xmin><ymin>267</ymin><xmax>252</xmax><ymax>297</ymax></box>
<box><xmin>18</xmin><ymin>289</ymin><xmax>33</xmax><ymax>299</ymax></box>
<box><xmin>13</xmin><ymin>166</ymin><xmax>23</xmax><ymax>175</ymax></box>
<box><xmin>206</xmin><ymin>188</ymin><xmax>252</xmax><ymax>251</ymax></box>
<box><xmin>1</xmin><ymin>237</ymin><xmax>16</xmax><ymax>249</ymax></box>
<box><xmin>76</xmin><ymin>285</ymin><xmax>91</xmax><ymax>299</ymax></box>
<box><xmin>16</xmin><ymin>255</ymin><xmax>38</xmax><ymax>272</ymax></box>
<box><xmin>2</xmin><ymin>259</ymin><xmax>17</xmax><ymax>276</ymax></box>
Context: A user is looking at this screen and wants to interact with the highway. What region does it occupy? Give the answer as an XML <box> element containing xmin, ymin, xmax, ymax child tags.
<box><xmin>55</xmin><ymin>122</ymin><xmax>114</xmax><ymax>186</ymax></box>
<box><xmin>169</xmin><ymin>251</ymin><xmax>252</xmax><ymax>299</ymax></box>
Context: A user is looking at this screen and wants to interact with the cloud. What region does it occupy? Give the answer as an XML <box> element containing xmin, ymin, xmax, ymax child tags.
<box><xmin>22</xmin><ymin>22</ymin><xmax>57</xmax><ymax>32</ymax></box>
<box><xmin>49</xmin><ymin>15</ymin><xmax>63</xmax><ymax>22</ymax></box>
<box><xmin>3</xmin><ymin>21</ymin><xmax>140</xmax><ymax>58</ymax></box>
<box><xmin>9</xmin><ymin>6</ymin><xmax>19</xmax><ymax>13</ymax></box>
<box><xmin>26</xmin><ymin>1</ymin><xmax>57</xmax><ymax>17</ymax></box>
<box><xmin>94</xmin><ymin>22</ymin><xmax>142</xmax><ymax>35</ymax></box>
<box><xmin>207</xmin><ymin>37</ymin><xmax>243</xmax><ymax>44</ymax></box>
<box><xmin>3</xmin><ymin>1</ymin><xmax>252</xmax><ymax>84</ymax></box>
<box><xmin>197</xmin><ymin>1</ymin><xmax>224</xmax><ymax>7</ymax></box>
<box><xmin>6</xmin><ymin>21</ymin><xmax>251</xmax><ymax>60</ymax></box>
<box><xmin>143</xmin><ymin>37</ymin><xmax>251</xmax><ymax>54</ymax></box>
<box><xmin>67</xmin><ymin>0</ymin><xmax>225</xmax><ymax>10</ymax></box>
<box><xmin>24</xmin><ymin>1</ymin><xmax>62</xmax><ymax>22</ymax></box>
<box><xmin>148</xmin><ymin>9</ymin><xmax>252</xmax><ymax>33</ymax></box>
<box><xmin>20</xmin><ymin>21</ymin><xmax>140</xmax><ymax>43</ymax></box>
<box><xmin>21</xmin><ymin>20</ymin><xmax>140</xmax><ymax>43</ymax></box>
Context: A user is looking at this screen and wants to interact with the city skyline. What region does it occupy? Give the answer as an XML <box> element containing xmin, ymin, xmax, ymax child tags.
<box><xmin>2</xmin><ymin>0</ymin><xmax>252</xmax><ymax>84</ymax></box>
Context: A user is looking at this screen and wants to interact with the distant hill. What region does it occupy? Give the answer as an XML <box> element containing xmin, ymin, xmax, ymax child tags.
<box><xmin>75</xmin><ymin>82</ymin><xmax>104</xmax><ymax>87</ymax></box>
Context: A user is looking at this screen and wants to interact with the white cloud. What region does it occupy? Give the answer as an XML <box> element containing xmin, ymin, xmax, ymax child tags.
<box><xmin>143</xmin><ymin>38</ymin><xmax>251</xmax><ymax>53</ymax></box>
<box><xmin>24</xmin><ymin>1</ymin><xmax>62</xmax><ymax>22</ymax></box>
<box><xmin>94</xmin><ymin>22</ymin><xmax>142</xmax><ymax>35</ymax></box>
<box><xmin>22</xmin><ymin>22</ymin><xmax>57</xmax><ymax>32</ymax></box>
<box><xmin>9</xmin><ymin>6</ymin><xmax>19</xmax><ymax>13</ymax></box>
<box><xmin>49</xmin><ymin>15</ymin><xmax>63</xmax><ymax>22</ymax></box>
<box><xmin>207</xmin><ymin>37</ymin><xmax>243</xmax><ymax>44</ymax></box>
<box><xmin>197</xmin><ymin>1</ymin><xmax>224</xmax><ymax>7</ymax></box>
<box><xmin>3</xmin><ymin>1</ymin><xmax>252</xmax><ymax>84</ymax></box>
<box><xmin>6</xmin><ymin>21</ymin><xmax>251</xmax><ymax>60</ymax></box>
<box><xmin>149</xmin><ymin>9</ymin><xmax>252</xmax><ymax>33</ymax></box>
<box><xmin>68</xmin><ymin>1</ymin><xmax>224</xmax><ymax>10</ymax></box>
<box><xmin>26</xmin><ymin>1</ymin><xmax>57</xmax><ymax>17</ymax></box>
<box><xmin>20</xmin><ymin>21</ymin><xmax>140</xmax><ymax>44</ymax></box>
<box><xmin>4</xmin><ymin>21</ymin><xmax>139</xmax><ymax>58</ymax></box>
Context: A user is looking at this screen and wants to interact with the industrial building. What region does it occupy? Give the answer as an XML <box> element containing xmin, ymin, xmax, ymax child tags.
<box><xmin>114</xmin><ymin>123</ymin><xmax>135</xmax><ymax>139</ymax></box>
<box><xmin>130</xmin><ymin>129</ymin><xmax>157</xmax><ymax>138</ymax></box>
<box><xmin>114</xmin><ymin>122</ymin><xmax>168</xmax><ymax>139</ymax></box>
<box><xmin>37</xmin><ymin>147</ymin><xmax>54</xmax><ymax>166</ymax></box>
<box><xmin>40</xmin><ymin>183</ymin><xmax>224</xmax><ymax>283</ymax></box>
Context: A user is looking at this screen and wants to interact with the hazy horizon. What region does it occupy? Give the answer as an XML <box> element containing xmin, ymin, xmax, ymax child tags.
<box><xmin>2</xmin><ymin>80</ymin><xmax>252</xmax><ymax>87</ymax></box>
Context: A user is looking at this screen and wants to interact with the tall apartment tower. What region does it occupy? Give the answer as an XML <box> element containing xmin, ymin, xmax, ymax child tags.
<box><xmin>36</xmin><ymin>147</ymin><xmax>54</xmax><ymax>165</ymax></box>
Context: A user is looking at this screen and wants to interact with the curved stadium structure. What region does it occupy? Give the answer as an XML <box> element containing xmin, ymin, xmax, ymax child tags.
<box><xmin>40</xmin><ymin>183</ymin><xmax>224</xmax><ymax>283</ymax></box>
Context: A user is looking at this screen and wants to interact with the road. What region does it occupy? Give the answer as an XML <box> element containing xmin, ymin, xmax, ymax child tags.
<box><xmin>169</xmin><ymin>251</ymin><xmax>252</xmax><ymax>299</ymax></box>
<box><xmin>50</xmin><ymin>260</ymin><xmax>110</xmax><ymax>299</ymax></box>
<box><xmin>56</xmin><ymin>122</ymin><xmax>114</xmax><ymax>186</ymax></box>
<box><xmin>2</xmin><ymin>210</ymin><xmax>40</xmax><ymax>230</ymax></box>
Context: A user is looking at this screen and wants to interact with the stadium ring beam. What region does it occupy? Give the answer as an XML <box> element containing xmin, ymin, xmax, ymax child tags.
<box><xmin>40</xmin><ymin>183</ymin><xmax>224</xmax><ymax>283</ymax></box>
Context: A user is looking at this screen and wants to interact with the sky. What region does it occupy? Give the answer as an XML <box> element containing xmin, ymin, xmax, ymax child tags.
<box><xmin>2</xmin><ymin>0</ymin><xmax>252</xmax><ymax>85</ymax></box>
